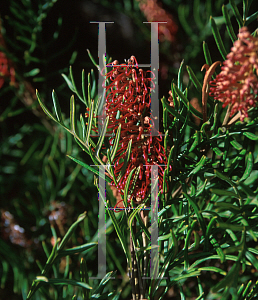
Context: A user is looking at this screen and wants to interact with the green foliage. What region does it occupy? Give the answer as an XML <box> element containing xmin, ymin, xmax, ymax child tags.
<box><xmin>1</xmin><ymin>0</ymin><xmax>258</xmax><ymax>299</ymax></box>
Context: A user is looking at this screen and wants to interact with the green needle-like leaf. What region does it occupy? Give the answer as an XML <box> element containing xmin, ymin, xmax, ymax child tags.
<box><xmin>222</xmin><ymin>5</ymin><xmax>238</xmax><ymax>42</ymax></box>
<box><xmin>117</xmin><ymin>139</ymin><xmax>132</xmax><ymax>183</ymax></box>
<box><xmin>173</xmin><ymin>84</ymin><xmax>203</xmax><ymax>120</ymax></box>
<box><xmin>203</xmin><ymin>41</ymin><xmax>213</xmax><ymax>67</ymax></box>
<box><xmin>240</xmin><ymin>152</ymin><xmax>253</xmax><ymax>182</ymax></box>
<box><xmin>52</xmin><ymin>90</ymin><xmax>64</xmax><ymax>124</ymax></box>
<box><xmin>95</xmin><ymin>116</ymin><xmax>109</xmax><ymax>158</ymax></box>
<box><xmin>210</xmin><ymin>16</ymin><xmax>228</xmax><ymax>60</ymax></box>
<box><xmin>58</xmin><ymin>242</ymin><xmax>97</xmax><ymax>256</ymax></box>
<box><xmin>186</xmin><ymin>65</ymin><xmax>202</xmax><ymax>92</ymax></box>
<box><xmin>80</xmin><ymin>258</ymin><xmax>89</xmax><ymax>300</ymax></box>
<box><xmin>110</xmin><ymin>124</ymin><xmax>121</xmax><ymax>163</ymax></box>
<box><xmin>67</xmin><ymin>155</ymin><xmax>112</xmax><ymax>183</ymax></box>
<box><xmin>58</xmin><ymin>212</ymin><xmax>87</xmax><ymax>252</ymax></box>
<box><xmin>70</xmin><ymin>95</ymin><xmax>76</xmax><ymax>134</ymax></box>
<box><xmin>37</xmin><ymin>90</ymin><xmax>58</xmax><ymax>123</ymax></box>
<box><xmin>35</xmin><ymin>277</ymin><xmax>92</xmax><ymax>290</ymax></box>
<box><xmin>229</xmin><ymin>0</ymin><xmax>244</xmax><ymax>27</ymax></box>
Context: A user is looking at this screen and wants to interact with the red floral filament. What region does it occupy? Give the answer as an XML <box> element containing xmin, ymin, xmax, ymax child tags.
<box><xmin>103</xmin><ymin>56</ymin><xmax>167</xmax><ymax>204</ymax></box>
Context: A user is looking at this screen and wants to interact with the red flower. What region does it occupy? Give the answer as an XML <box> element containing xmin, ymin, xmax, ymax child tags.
<box><xmin>136</xmin><ymin>0</ymin><xmax>178</xmax><ymax>42</ymax></box>
<box><xmin>0</xmin><ymin>31</ymin><xmax>15</xmax><ymax>89</ymax></box>
<box><xmin>209</xmin><ymin>27</ymin><xmax>258</xmax><ymax>121</ymax></box>
<box><xmin>103</xmin><ymin>56</ymin><xmax>167</xmax><ymax>204</ymax></box>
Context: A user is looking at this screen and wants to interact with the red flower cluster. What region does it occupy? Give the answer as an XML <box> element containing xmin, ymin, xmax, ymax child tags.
<box><xmin>209</xmin><ymin>27</ymin><xmax>258</xmax><ymax>121</ymax></box>
<box><xmin>103</xmin><ymin>56</ymin><xmax>167</xmax><ymax>204</ymax></box>
<box><xmin>136</xmin><ymin>0</ymin><xmax>178</xmax><ymax>42</ymax></box>
<box><xmin>0</xmin><ymin>32</ymin><xmax>15</xmax><ymax>89</ymax></box>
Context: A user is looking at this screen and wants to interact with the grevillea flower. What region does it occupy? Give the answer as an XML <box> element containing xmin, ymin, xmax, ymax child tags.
<box><xmin>209</xmin><ymin>27</ymin><xmax>258</xmax><ymax>121</ymax></box>
<box><xmin>103</xmin><ymin>56</ymin><xmax>167</xmax><ymax>204</ymax></box>
<box><xmin>0</xmin><ymin>31</ymin><xmax>15</xmax><ymax>89</ymax></box>
<box><xmin>136</xmin><ymin>0</ymin><xmax>178</xmax><ymax>42</ymax></box>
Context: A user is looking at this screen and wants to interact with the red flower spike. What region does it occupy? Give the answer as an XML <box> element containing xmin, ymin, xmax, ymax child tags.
<box><xmin>136</xmin><ymin>0</ymin><xmax>178</xmax><ymax>42</ymax></box>
<box><xmin>0</xmin><ymin>31</ymin><xmax>15</xmax><ymax>89</ymax></box>
<box><xmin>209</xmin><ymin>27</ymin><xmax>258</xmax><ymax>121</ymax></box>
<box><xmin>103</xmin><ymin>56</ymin><xmax>168</xmax><ymax>204</ymax></box>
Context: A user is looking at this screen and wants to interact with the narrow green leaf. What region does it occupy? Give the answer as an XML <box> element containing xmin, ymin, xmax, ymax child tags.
<box><xmin>229</xmin><ymin>0</ymin><xmax>244</xmax><ymax>27</ymax></box>
<box><xmin>204</xmin><ymin>216</ymin><xmax>218</xmax><ymax>251</ymax></box>
<box><xmin>189</xmin><ymin>131</ymin><xmax>200</xmax><ymax>152</ymax></box>
<box><xmin>212</xmin><ymin>261</ymin><xmax>240</xmax><ymax>292</ymax></box>
<box><xmin>52</xmin><ymin>90</ymin><xmax>64</xmax><ymax>125</ymax></box>
<box><xmin>210</xmin><ymin>189</ymin><xmax>238</xmax><ymax>197</ymax></box>
<box><xmin>184</xmin><ymin>220</ymin><xmax>197</xmax><ymax>269</ymax></box>
<box><xmin>58</xmin><ymin>242</ymin><xmax>97</xmax><ymax>256</ymax></box>
<box><xmin>95</xmin><ymin>116</ymin><xmax>109</xmax><ymax>158</ymax></box>
<box><xmin>161</xmin><ymin>97</ymin><xmax>185</xmax><ymax>122</ymax></box>
<box><xmin>173</xmin><ymin>84</ymin><xmax>203</xmax><ymax>119</ymax></box>
<box><xmin>128</xmin><ymin>203</ymin><xmax>145</xmax><ymax>251</ymax></box>
<box><xmin>80</xmin><ymin>258</ymin><xmax>89</xmax><ymax>300</ymax></box>
<box><xmin>246</xmin><ymin>11</ymin><xmax>258</xmax><ymax>25</ymax></box>
<box><xmin>87</xmin><ymin>49</ymin><xmax>99</xmax><ymax>70</ymax></box>
<box><xmin>230</xmin><ymin>139</ymin><xmax>242</xmax><ymax>150</ymax></box>
<box><xmin>152</xmin><ymin>244</ymin><xmax>176</xmax><ymax>294</ymax></box>
<box><xmin>58</xmin><ymin>212</ymin><xmax>87</xmax><ymax>252</ymax></box>
<box><xmin>246</xmin><ymin>251</ymin><xmax>258</xmax><ymax>270</ymax></box>
<box><xmin>183</xmin><ymin>192</ymin><xmax>206</xmax><ymax>234</ymax></box>
<box><xmin>90</xmin><ymin>69</ymin><xmax>96</xmax><ymax>99</ymax></box>
<box><xmin>222</xmin><ymin>5</ymin><xmax>238</xmax><ymax>42</ymax></box>
<box><xmin>24</xmin><ymin>68</ymin><xmax>40</xmax><ymax>77</ymax></box>
<box><xmin>178</xmin><ymin>60</ymin><xmax>184</xmax><ymax>91</ymax></box>
<box><xmin>217</xmin><ymin>222</ymin><xmax>245</xmax><ymax>231</ymax></box>
<box><xmin>86</xmin><ymin>100</ymin><xmax>94</xmax><ymax>148</ymax></box>
<box><xmin>70</xmin><ymin>95</ymin><xmax>76</xmax><ymax>133</ymax></box>
<box><xmin>243</xmin><ymin>132</ymin><xmax>258</xmax><ymax>140</ymax></box>
<box><xmin>62</xmin><ymin>73</ymin><xmax>76</xmax><ymax>93</ymax></box>
<box><xmin>171</xmin><ymin>82</ymin><xmax>179</xmax><ymax>110</ymax></box>
<box><xmin>238</xmin><ymin>280</ymin><xmax>252</xmax><ymax>298</ymax></box>
<box><xmin>240</xmin><ymin>152</ymin><xmax>253</xmax><ymax>182</ymax></box>
<box><xmin>69</xmin><ymin>66</ymin><xmax>85</xmax><ymax>103</ymax></box>
<box><xmin>82</xmin><ymin>69</ymin><xmax>88</xmax><ymax>106</ymax></box>
<box><xmin>196</xmin><ymin>179</ymin><xmax>207</xmax><ymax>197</ymax></box>
<box><xmin>197</xmin><ymin>277</ymin><xmax>204</xmax><ymax>300</ymax></box>
<box><xmin>117</xmin><ymin>139</ymin><xmax>132</xmax><ymax>183</ymax></box>
<box><xmin>80</xmin><ymin>114</ymin><xmax>86</xmax><ymax>142</ymax></box>
<box><xmin>106</xmin><ymin>149</ymin><xmax>117</xmax><ymax>185</ymax></box>
<box><xmin>107</xmin><ymin>201</ymin><xmax>131</xmax><ymax>262</ymax></box>
<box><xmin>186</xmin><ymin>65</ymin><xmax>202</xmax><ymax>92</ymax></box>
<box><xmin>189</xmin><ymin>155</ymin><xmax>206</xmax><ymax>175</ymax></box>
<box><xmin>198</xmin><ymin>266</ymin><xmax>226</xmax><ymax>275</ymax></box>
<box><xmin>123</xmin><ymin>167</ymin><xmax>136</xmax><ymax>206</ymax></box>
<box><xmin>213</xmin><ymin>147</ymin><xmax>224</xmax><ymax>156</ymax></box>
<box><xmin>210</xmin><ymin>16</ymin><xmax>227</xmax><ymax>60</ymax></box>
<box><xmin>41</xmin><ymin>238</ymin><xmax>59</xmax><ymax>276</ymax></box>
<box><xmin>214</xmin><ymin>169</ymin><xmax>235</xmax><ymax>186</ymax></box>
<box><xmin>203</xmin><ymin>41</ymin><xmax>213</xmax><ymax>67</ymax></box>
<box><xmin>110</xmin><ymin>124</ymin><xmax>121</xmax><ymax>162</ymax></box>
<box><xmin>67</xmin><ymin>155</ymin><xmax>112</xmax><ymax>183</ymax></box>
<box><xmin>36</xmin><ymin>90</ymin><xmax>58</xmax><ymax>123</ymax></box>
<box><xmin>35</xmin><ymin>277</ymin><xmax>92</xmax><ymax>290</ymax></box>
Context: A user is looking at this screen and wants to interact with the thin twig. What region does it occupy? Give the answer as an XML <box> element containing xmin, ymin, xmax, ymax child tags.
<box><xmin>222</xmin><ymin>103</ymin><xmax>233</xmax><ymax>126</ymax></box>
<box><xmin>227</xmin><ymin>111</ymin><xmax>241</xmax><ymax>126</ymax></box>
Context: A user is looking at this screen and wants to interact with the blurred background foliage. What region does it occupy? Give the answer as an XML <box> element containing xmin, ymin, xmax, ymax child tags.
<box><xmin>0</xmin><ymin>0</ymin><xmax>258</xmax><ymax>299</ymax></box>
